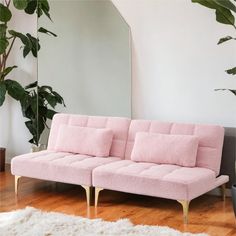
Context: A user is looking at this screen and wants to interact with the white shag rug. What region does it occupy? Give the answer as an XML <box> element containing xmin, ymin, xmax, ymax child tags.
<box><xmin>0</xmin><ymin>207</ymin><xmax>208</xmax><ymax>236</ymax></box>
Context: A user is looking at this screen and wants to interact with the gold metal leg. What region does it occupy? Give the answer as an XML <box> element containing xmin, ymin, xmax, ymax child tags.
<box><xmin>221</xmin><ymin>184</ymin><xmax>226</xmax><ymax>201</ymax></box>
<box><xmin>81</xmin><ymin>185</ymin><xmax>93</xmax><ymax>207</ymax></box>
<box><xmin>95</xmin><ymin>187</ymin><xmax>104</xmax><ymax>207</ymax></box>
<box><xmin>177</xmin><ymin>200</ymin><xmax>190</xmax><ymax>224</ymax></box>
<box><xmin>15</xmin><ymin>176</ymin><xmax>21</xmax><ymax>195</ymax></box>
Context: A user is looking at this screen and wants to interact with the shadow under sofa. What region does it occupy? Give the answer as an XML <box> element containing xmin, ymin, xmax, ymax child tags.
<box><xmin>11</xmin><ymin>113</ymin><xmax>229</xmax><ymax>224</ymax></box>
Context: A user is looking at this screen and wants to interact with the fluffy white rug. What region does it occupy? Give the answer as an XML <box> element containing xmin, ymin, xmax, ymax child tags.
<box><xmin>0</xmin><ymin>207</ymin><xmax>208</xmax><ymax>236</ymax></box>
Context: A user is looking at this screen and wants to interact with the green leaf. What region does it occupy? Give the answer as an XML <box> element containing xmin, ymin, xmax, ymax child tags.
<box><xmin>44</xmin><ymin>93</ymin><xmax>57</xmax><ymax>108</ymax></box>
<box><xmin>25</xmin><ymin>81</ymin><xmax>38</xmax><ymax>89</ymax></box>
<box><xmin>38</xmin><ymin>105</ymin><xmax>47</xmax><ymax>116</ymax></box>
<box><xmin>215</xmin><ymin>88</ymin><xmax>236</xmax><ymax>96</ymax></box>
<box><xmin>40</xmin><ymin>0</ymin><xmax>50</xmax><ymax>12</ymax></box>
<box><xmin>37</xmin><ymin>95</ymin><xmax>44</xmax><ymax>106</ymax></box>
<box><xmin>215</xmin><ymin>7</ymin><xmax>235</xmax><ymax>25</ymax></box>
<box><xmin>39</xmin><ymin>85</ymin><xmax>53</xmax><ymax>92</ymax></box>
<box><xmin>26</xmin><ymin>33</ymin><xmax>40</xmax><ymax>57</ymax></box>
<box><xmin>0</xmin><ymin>3</ymin><xmax>12</xmax><ymax>22</ymax></box>
<box><xmin>38</xmin><ymin>27</ymin><xmax>57</xmax><ymax>37</ymax></box>
<box><xmin>26</xmin><ymin>0</ymin><xmax>51</xmax><ymax>19</ymax></box>
<box><xmin>39</xmin><ymin>0</ymin><xmax>51</xmax><ymax>20</ymax></box>
<box><xmin>229</xmin><ymin>89</ymin><xmax>236</xmax><ymax>95</ymax></box>
<box><xmin>192</xmin><ymin>0</ymin><xmax>235</xmax><ymax>26</ymax></box>
<box><xmin>13</xmin><ymin>0</ymin><xmax>28</xmax><ymax>10</ymax></box>
<box><xmin>41</xmin><ymin>6</ymin><xmax>51</xmax><ymax>20</ymax></box>
<box><xmin>215</xmin><ymin>0</ymin><xmax>236</xmax><ymax>13</ymax></box>
<box><xmin>217</xmin><ymin>36</ymin><xmax>235</xmax><ymax>44</ymax></box>
<box><xmin>37</xmin><ymin>7</ymin><xmax>43</xmax><ymax>18</ymax></box>
<box><xmin>8</xmin><ymin>30</ymin><xmax>29</xmax><ymax>45</ymax></box>
<box><xmin>5</xmin><ymin>79</ymin><xmax>25</xmax><ymax>100</ymax></box>
<box><xmin>8</xmin><ymin>30</ymin><xmax>41</xmax><ymax>58</ymax></box>
<box><xmin>0</xmin><ymin>25</ymin><xmax>7</xmax><ymax>53</ymax></box>
<box><xmin>9</xmin><ymin>30</ymin><xmax>31</xmax><ymax>57</ymax></box>
<box><xmin>20</xmin><ymin>94</ymin><xmax>32</xmax><ymax>117</ymax></box>
<box><xmin>0</xmin><ymin>38</ymin><xmax>9</xmax><ymax>54</ymax></box>
<box><xmin>52</xmin><ymin>91</ymin><xmax>65</xmax><ymax>106</ymax></box>
<box><xmin>28</xmin><ymin>138</ymin><xmax>34</xmax><ymax>144</ymax></box>
<box><xmin>0</xmin><ymin>24</ymin><xmax>7</xmax><ymax>38</ymax></box>
<box><xmin>38</xmin><ymin>116</ymin><xmax>45</xmax><ymax>135</ymax></box>
<box><xmin>23</xmin><ymin>46</ymin><xmax>31</xmax><ymax>57</ymax></box>
<box><xmin>0</xmin><ymin>81</ymin><xmax>6</xmax><ymax>106</ymax></box>
<box><xmin>0</xmin><ymin>66</ymin><xmax>17</xmax><ymax>79</ymax></box>
<box><xmin>226</xmin><ymin>67</ymin><xmax>236</xmax><ymax>75</ymax></box>
<box><xmin>25</xmin><ymin>120</ymin><xmax>37</xmax><ymax>136</ymax></box>
<box><xmin>24</xmin><ymin>0</ymin><xmax>37</xmax><ymax>15</ymax></box>
<box><xmin>45</xmin><ymin>109</ymin><xmax>57</xmax><ymax>119</ymax></box>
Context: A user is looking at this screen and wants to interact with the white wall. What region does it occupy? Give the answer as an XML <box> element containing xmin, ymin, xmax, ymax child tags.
<box><xmin>112</xmin><ymin>0</ymin><xmax>236</xmax><ymax>127</ymax></box>
<box><xmin>0</xmin><ymin>7</ymin><xmax>37</xmax><ymax>162</ymax></box>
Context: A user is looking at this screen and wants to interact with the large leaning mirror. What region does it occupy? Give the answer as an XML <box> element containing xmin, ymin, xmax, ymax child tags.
<box><xmin>38</xmin><ymin>0</ymin><xmax>131</xmax><ymax>145</ymax></box>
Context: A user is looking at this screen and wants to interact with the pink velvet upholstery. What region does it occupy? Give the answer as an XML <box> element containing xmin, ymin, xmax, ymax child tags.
<box><xmin>125</xmin><ymin>120</ymin><xmax>224</xmax><ymax>176</ymax></box>
<box><xmin>11</xmin><ymin>150</ymin><xmax>121</xmax><ymax>186</ymax></box>
<box><xmin>93</xmin><ymin>160</ymin><xmax>221</xmax><ymax>201</ymax></box>
<box><xmin>48</xmin><ymin>114</ymin><xmax>131</xmax><ymax>158</ymax></box>
<box><xmin>55</xmin><ymin>125</ymin><xmax>113</xmax><ymax>157</ymax></box>
<box><xmin>11</xmin><ymin>113</ymin><xmax>228</xmax><ymax>205</ymax></box>
<box><xmin>131</xmin><ymin>132</ymin><xmax>199</xmax><ymax>167</ymax></box>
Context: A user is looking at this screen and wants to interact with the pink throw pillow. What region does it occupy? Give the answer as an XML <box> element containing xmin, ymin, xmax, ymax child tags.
<box><xmin>55</xmin><ymin>125</ymin><xmax>113</xmax><ymax>157</ymax></box>
<box><xmin>131</xmin><ymin>132</ymin><xmax>199</xmax><ymax>167</ymax></box>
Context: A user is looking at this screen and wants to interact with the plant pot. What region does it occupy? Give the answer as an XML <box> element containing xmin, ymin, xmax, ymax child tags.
<box><xmin>232</xmin><ymin>184</ymin><xmax>236</xmax><ymax>217</ymax></box>
<box><xmin>0</xmin><ymin>147</ymin><xmax>6</xmax><ymax>172</ymax></box>
<box><xmin>31</xmin><ymin>144</ymin><xmax>46</xmax><ymax>153</ymax></box>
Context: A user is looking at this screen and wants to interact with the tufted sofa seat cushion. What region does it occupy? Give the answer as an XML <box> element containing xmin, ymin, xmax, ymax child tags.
<box><xmin>93</xmin><ymin>160</ymin><xmax>216</xmax><ymax>201</ymax></box>
<box><xmin>11</xmin><ymin>150</ymin><xmax>121</xmax><ymax>186</ymax></box>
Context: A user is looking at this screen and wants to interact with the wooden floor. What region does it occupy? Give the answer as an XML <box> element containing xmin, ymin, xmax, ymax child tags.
<box><xmin>0</xmin><ymin>165</ymin><xmax>235</xmax><ymax>236</ymax></box>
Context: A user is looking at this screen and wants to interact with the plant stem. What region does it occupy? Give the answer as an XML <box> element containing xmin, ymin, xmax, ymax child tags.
<box><xmin>2</xmin><ymin>53</ymin><xmax>6</xmax><ymax>71</ymax></box>
<box><xmin>6</xmin><ymin>0</ymin><xmax>11</xmax><ymax>8</ymax></box>
<box><xmin>0</xmin><ymin>55</ymin><xmax>2</xmax><ymax>72</ymax></box>
<box><xmin>3</xmin><ymin>36</ymin><xmax>16</xmax><ymax>69</ymax></box>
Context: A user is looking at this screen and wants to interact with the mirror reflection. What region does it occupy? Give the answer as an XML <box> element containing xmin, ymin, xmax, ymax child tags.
<box><xmin>38</xmin><ymin>0</ymin><xmax>131</xmax><ymax>117</ymax></box>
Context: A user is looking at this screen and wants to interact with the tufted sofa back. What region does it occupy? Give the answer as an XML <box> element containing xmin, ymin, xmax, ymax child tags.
<box><xmin>48</xmin><ymin>114</ymin><xmax>224</xmax><ymax>175</ymax></box>
<box><xmin>47</xmin><ymin>114</ymin><xmax>131</xmax><ymax>158</ymax></box>
<box><xmin>125</xmin><ymin>120</ymin><xmax>224</xmax><ymax>176</ymax></box>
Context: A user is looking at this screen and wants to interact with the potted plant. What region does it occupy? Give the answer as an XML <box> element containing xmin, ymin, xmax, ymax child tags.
<box><xmin>0</xmin><ymin>0</ymin><xmax>65</xmax><ymax>155</ymax></box>
<box><xmin>192</xmin><ymin>0</ymin><xmax>236</xmax><ymax>216</ymax></box>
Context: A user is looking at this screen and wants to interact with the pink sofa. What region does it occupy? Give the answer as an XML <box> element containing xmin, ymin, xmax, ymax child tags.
<box><xmin>11</xmin><ymin>114</ymin><xmax>229</xmax><ymax>224</ymax></box>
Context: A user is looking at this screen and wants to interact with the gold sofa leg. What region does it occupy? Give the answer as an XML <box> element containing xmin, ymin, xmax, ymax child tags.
<box><xmin>15</xmin><ymin>175</ymin><xmax>21</xmax><ymax>195</ymax></box>
<box><xmin>221</xmin><ymin>184</ymin><xmax>226</xmax><ymax>201</ymax></box>
<box><xmin>81</xmin><ymin>185</ymin><xmax>93</xmax><ymax>207</ymax></box>
<box><xmin>177</xmin><ymin>200</ymin><xmax>190</xmax><ymax>224</ymax></box>
<box><xmin>95</xmin><ymin>187</ymin><xmax>104</xmax><ymax>207</ymax></box>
